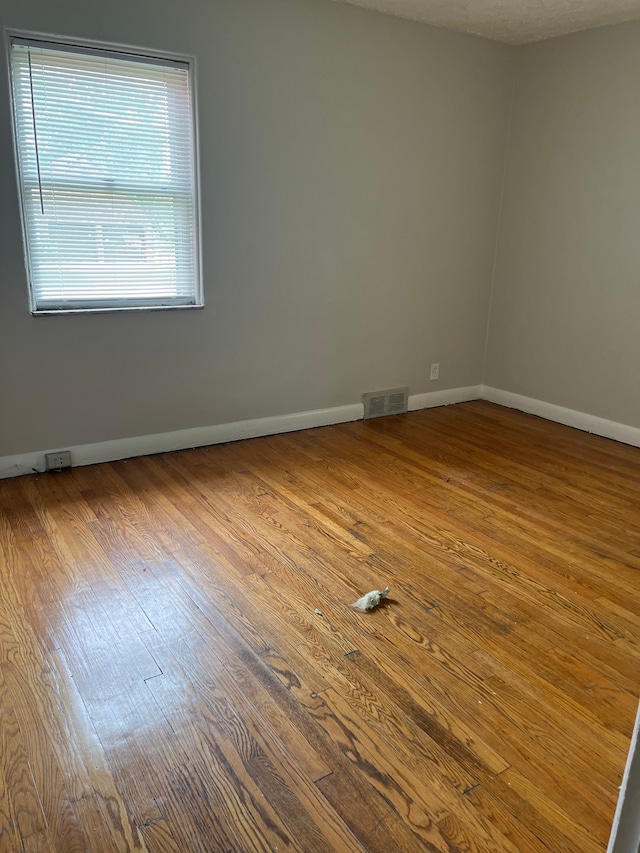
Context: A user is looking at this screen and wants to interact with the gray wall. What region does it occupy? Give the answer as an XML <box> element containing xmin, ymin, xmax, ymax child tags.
<box><xmin>0</xmin><ymin>0</ymin><xmax>514</xmax><ymax>456</ymax></box>
<box><xmin>484</xmin><ymin>22</ymin><xmax>640</xmax><ymax>429</ymax></box>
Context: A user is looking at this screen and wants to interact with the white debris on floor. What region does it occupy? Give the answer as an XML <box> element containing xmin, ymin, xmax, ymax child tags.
<box><xmin>349</xmin><ymin>587</ymin><xmax>390</xmax><ymax>611</ymax></box>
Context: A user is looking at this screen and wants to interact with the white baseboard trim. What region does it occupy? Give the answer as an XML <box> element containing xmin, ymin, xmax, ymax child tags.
<box><xmin>5</xmin><ymin>382</ymin><xmax>637</xmax><ymax>481</ymax></box>
<box><xmin>481</xmin><ymin>386</ymin><xmax>640</xmax><ymax>448</ymax></box>
<box><xmin>607</xmin><ymin>700</ymin><xmax>640</xmax><ymax>853</ymax></box>
<box><xmin>0</xmin><ymin>385</ymin><xmax>484</xmax><ymax>481</ymax></box>
<box><xmin>409</xmin><ymin>385</ymin><xmax>482</xmax><ymax>412</ymax></box>
<box><xmin>0</xmin><ymin>402</ymin><xmax>363</xmax><ymax>481</ymax></box>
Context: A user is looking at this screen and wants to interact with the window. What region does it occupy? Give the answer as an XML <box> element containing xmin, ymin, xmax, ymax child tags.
<box><xmin>8</xmin><ymin>33</ymin><xmax>202</xmax><ymax>313</ymax></box>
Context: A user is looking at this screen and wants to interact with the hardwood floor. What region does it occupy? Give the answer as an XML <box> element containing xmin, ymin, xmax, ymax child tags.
<box><xmin>1</xmin><ymin>400</ymin><xmax>639</xmax><ymax>852</ymax></box>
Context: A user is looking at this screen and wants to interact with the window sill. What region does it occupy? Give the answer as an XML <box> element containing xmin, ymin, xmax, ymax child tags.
<box><xmin>31</xmin><ymin>303</ymin><xmax>205</xmax><ymax>316</ymax></box>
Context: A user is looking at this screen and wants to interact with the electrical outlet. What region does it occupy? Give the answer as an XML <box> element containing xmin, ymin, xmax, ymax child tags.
<box><xmin>45</xmin><ymin>451</ymin><xmax>72</xmax><ymax>471</ymax></box>
<box><xmin>430</xmin><ymin>363</ymin><xmax>440</xmax><ymax>381</ymax></box>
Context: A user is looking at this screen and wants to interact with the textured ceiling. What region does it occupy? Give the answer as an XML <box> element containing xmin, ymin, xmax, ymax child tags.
<box><xmin>333</xmin><ymin>0</ymin><xmax>640</xmax><ymax>43</ymax></box>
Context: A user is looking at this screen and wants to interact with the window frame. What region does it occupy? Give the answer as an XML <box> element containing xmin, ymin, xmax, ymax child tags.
<box><xmin>5</xmin><ymin>28</ymin><xmax>204</xmax><ymax>316</ymax></box>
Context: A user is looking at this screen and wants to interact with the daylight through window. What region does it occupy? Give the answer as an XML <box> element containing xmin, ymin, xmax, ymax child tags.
<box><xmin>9</xmin><ymin>35</ymin><xmax>202</xmax><ymax>313</ymax></box>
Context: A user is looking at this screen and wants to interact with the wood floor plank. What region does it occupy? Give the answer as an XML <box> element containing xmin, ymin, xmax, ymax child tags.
<box><xmin>137</xmin><ymin>818</ymin><xmax>181</xmax><ymax>853</ymax></box>
<box><xmin>1</xmin><ymin>402</ymin><xmax>638</xmax><ymax>851</ymax></box>
<box><xmin>140</xmin><ymin>615</ymin><xmax>385</xmax><ymax>852</ymax></box>
<box><xmin>0</xmin><ymin>680</ymin><xmax>47</xmax><ymax>842</ymax></box>
<box><xmin>72</xmin><ymin>794</ymin><xmax>138</xmax><ymax>853</ymax></box>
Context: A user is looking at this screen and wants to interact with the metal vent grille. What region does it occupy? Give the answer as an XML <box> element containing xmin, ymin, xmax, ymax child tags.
<box><xmin>388</xmin><ymin>391</ymin><xmax>408</xmax><ymax>415</ymax></box>
<box><xmin>368</xmin><ymin>395</ymin><xmax>387</xmax><ymax>418</ymax></box>
<box><xmin>362</xmin><ymin>387</ymin><xmax>409</xmax><ymax>420</ymax></box>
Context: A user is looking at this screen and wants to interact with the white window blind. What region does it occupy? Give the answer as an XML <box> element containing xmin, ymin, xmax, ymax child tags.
<box><xmin>9</xmin><ymin>35</ymin><xmax>202</xmax><ymax>313</ymax></box>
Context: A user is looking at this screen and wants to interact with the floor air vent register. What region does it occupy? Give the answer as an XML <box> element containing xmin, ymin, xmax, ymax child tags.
<box><xmin>362</xmin><ymin>387</ymin><xmax>409</xmax><ymax>420</ymax></box>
